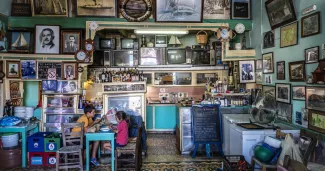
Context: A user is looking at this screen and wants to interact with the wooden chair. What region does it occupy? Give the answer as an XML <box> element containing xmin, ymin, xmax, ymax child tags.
<box><xmin>56</xmin><ymin>123</ymin><xmax>84</xmax><ymax>171</ymax></box>
<box><xmin>116</xmin><ymin>126</ymin><xmax>142</xmax><ymax>171</ymax></box>
<box><xmin>279</xmin><ymin>155</ymin><xmax>308</xmax><ymax>171</ymax></box>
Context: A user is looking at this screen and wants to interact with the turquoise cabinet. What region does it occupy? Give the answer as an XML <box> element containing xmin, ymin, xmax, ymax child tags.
<box><xmin>146</xmin><ymin>106</ymin><xmax>154</xmax><ymax>129</ymax></box>
<box><xmin>146</xmin><ymin>105</ymin><xmax>177</xmax><ymax>131</ymax></box>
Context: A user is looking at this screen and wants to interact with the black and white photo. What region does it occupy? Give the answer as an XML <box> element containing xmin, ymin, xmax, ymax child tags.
<box><xmin>256</xmin><ymin>59</ymin><xmax>262</xmax><ymax>70</ymax></box>
<box><xmin>57</xmin><ymin>80</ymin><xmax>77</xmax><ymax>93</ymax></box>
<box><xmin>292</xmin><ymin>86</ymin><xmax>305</xmax><ymax>101</ymax></box>
<box><xmin>35</xmin><ymin>25</ymin><xmax>60</xmax><ymax>54</ymax></box>
<box><xmin>203</xmin><ymin>0</ymin><xmax>230</xmax><ymax>19</ymax></box>
<box><xmin>276</xmin><ymin>83</ymin><xmax>291</xmax><ymax>104</ymax></box>
<box><xmin>256</xmin><ymin>71</ymin><xmax>262</xmax><ymax>84</ymax></box>
<box><xmin>76</xmin><ymin>0</ymin><xmax>117</xmax><ymax>17</ymax></box>
<box><xmin>289</xmin><ymin>61</ymin><xmax>305</xmax><ymax>82</ymax></box>
<box><xmin>63</xmin><ymin>63</ymin><xmax>77</xmax><ymax>80</ymax></box>
<box><xmin>306</xmin><ymin>87</ymin><xmax>325</xmax><ymax>112</ymax></box>
<box><xmin>263</xmin><ymin>85</ymin><xmax>275</xmax><ymax>99</ymax></box>
<box><xmin>42</xmin><ymin>80</ymin><xmax>58</xmax><ymax>92</ymax></box>
<box><xmin>265</xmin><ymin>75</ymin><xmax>272</xmax><ymax>84</ymax></box>
<box><xmin>305</xmin><ymin>46</ymin><xmax>319</xmax><ymax>64</ymax></box>
<box><xmin>301</xmin><ymin>12</ymin><xmax>320</xmax><ymax>38</ymax></box>
<box><xmin>61</xmin><ymin>30</ymin><xmax>82</xmax><ymax>54</ymax></box>
<box><xmin>239</xmin><ymin>60</ymin><xmax>255</xmax><ymax>83</ymax></box>
<box><xmin>295</xmin><ymin>108</ymin><xmax>308</xmax><ymax>128</ymax></box>
<box><xmin>32</xmin><ymin>0</ymin><xmax>68</xmax><ymax>16</ymax></box>
<box><xmin>276</xmin><ymin>61</ymin><xmax>285</xmax><ymax>80</ymax></box>
<box><xmin>263</xmin><ymin>30</ymin><xmax>275</xmax><ymax>49</ymax></box>
<box><xmin>21</xmin><ymin>60</ymin><xmax>36</xmax><ymax>79</ymax></box>
<box><xmin>277</xmin><ymin>102</ymin><xmax>292</xmax><ymax>123</ymax></box>
<box><xmin>263</xmin><ymin>52</ymin><xmax>274</xmax><ymax>74</ymax></box>
<box><xmin>265</xmin><ymin>0</ymin><xmax>296</xmax><ymax>30</ymax></box>
<box><xmin>6</xmin><ymin>61</ymin><xmax>20</xmax><ymax>78</ymax></box>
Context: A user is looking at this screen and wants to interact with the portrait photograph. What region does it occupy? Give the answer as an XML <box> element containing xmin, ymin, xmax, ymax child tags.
<box><xmin>6</xmin><ymin>61</ymin><xmax>21</xmax><ymax>78</ymax></box>
<box><xmin>62</xmin><ymin>62</ymin><xmax>78</xmax><ymax>80</ymax></box>
<box><xmin>295</xmin><ymin>108</ymin><xmax>308</xmax><ymax>128</ymax></box>
<box><xmin>280</xmin><ymin>21</ymin><xmax>298</xmax><ymax>48</ymax></box>
<box><xmin>305</xmin><ymin>46</ymin><xmax>319</xmax><ymax>64</ymax></box>
<box><xmin>289</xmin><ymin>61</ymin><xmax>305</xmax><ymax>82</ymax></box>
<box><xmin>256</xmin><ymin>59</ymin><xmax>262</xmax><ymax>70</ymax></box>
<box><xmin>306</xmin><ymin>87</ymin><xmax>325</xmax><ymax>112</ymax></box>
<box><xmin>264</xmin><ymin>75</ymin><xmax>272</xmax><ymax>84</ymax></box>
<box><xmin>276</xmin><ymin>83</ymin><xmax>291</xmax><ymax>104</ymax></box>
<box><xmin>61</xmin><ymin>30</ymin><xmax>82</xmax><ymax>54</ymax></box>
<box><xmin>256</xmin><ymin>71</ymin><xmax>263</xmax><ymax>84</ymax></box>
<box><xmin>42</xmin><ymin>80</ymin><xmax>58</xmax><ymax>92</ymax></box>
<box><xmin>277</xmin><ymin>102</ymin><xmax>292</xmax><ymax>123</ymax></box>
<box><xmin>32</xmin><ymin>0</ymin><xmax>68</xmax><ymax>16</ymax></box>
<box><xmin>308</xmin><ymin>109</ymin><xmax>325</xmax><ymax>134</ymax></box>
<box><xmin>21</xmin><ymin>60</ymin><xmax>36</xmax><ymax>79</ymax></box>
<box><xmin>262</xmin><ymin>52</ymin><xmax>274</xmax><ymax>74</ymax></box>
<box><xmin>231</xmin><ymin>0</ymin><xmax>250</xmax><ymax>19</ymax></box>
<box><xmin>263</xmin><ymin>30</ymin><xmax>275</xmax><ymax>49</ymax></box>
<box><xmin>292</xmin><ymin>86</ymin><xmax>305</xmax><ymax>101</ymax></box>
<box><xmin>156</xmin><ymin>0</ymin><xmax>203</xmax><ymax>22</ymax></box>
<box><xmin>276</xmin><ymin>61</ymin><xmax>285</xmax><ymax>80</ymax></box>
<box><xmin>203</xmin><ymin>0</ymin><xmax>230</xmax><ymax>19</ymax></box>
<box><xmin>7</xmin><ymin>30</ymin><xmax>32</xmax><ymax>53</ymax></box>
<box><xmin>263</xmin><ymin>85</ymin><xmax>275</xmax><ymax>99</ymax></box>
<box><xmin>239</xmin><ymin>60</ymin><xmax>255</xmax><ymax>83</ymax></box>
<box><xmin>35</xmin><ymin>25</ymin><xmax>60</xmax><ymax>54</ymax></box>
<box><xmin>265</xmin><ymin>0</ymin><xmax>296</xmax><ymax>30</ymax></box>
<box><xmin>59</xmin><ymin>80</ymin><xmax>78</xmax><ymax>93</ymax></box>
<box><xmin>301</xmin><ymin>12</ymin><xmax>320</xmax><ymax>38</ymax></box>
<box><xmin>76</xmin><ymin>0</ymin><xmax>117</xmax><ymax>17</ymax></box>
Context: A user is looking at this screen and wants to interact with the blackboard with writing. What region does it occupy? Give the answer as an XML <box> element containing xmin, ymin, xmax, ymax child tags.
<box><xmin>192</xmin><ymin>105</ymin><xmax>221</xmax><ymax>143</ymax></box>
<box><xmin>38</xmin><ymin>62</ymin><xmax>62</xmax><ymax>80</ymax></box>
<box><xmin>232</xmin><ymin>1</ymin><xmax>250</xmax><ymax>19</ymax></box>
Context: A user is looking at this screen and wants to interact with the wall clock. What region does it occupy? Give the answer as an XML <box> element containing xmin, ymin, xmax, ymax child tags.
<box><xmin>235</xmin><ymin>23</ymin><xmax>245</xmax><ymax>34</ymax></box>
<box><xmin>85</xmin><ymin>39</ymin><xmax>95</xmax><ymax>52</ymax></box>
<box><xmin>120</xmin><ymin>0</ymin><xmax>152</xmax><ymax>22</ymax></box>
<box><xmin>75</xmin><ymin>50</ymin><xmax>87</xmax><ymax>62</ymax></box>
<box><xmin>216</xmin><ymin>27</ymin><xmax>236</xmax><ymax>42</ymax></box>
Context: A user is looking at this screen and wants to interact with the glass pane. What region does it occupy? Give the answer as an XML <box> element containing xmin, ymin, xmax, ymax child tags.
<box><xmin>174</xmin><ymin>72</ymin><xmax>191</xmax><ymax>85</ymax></box>
<box><xmin>45</xmin><ymin>96</ymin><xmax>75</xmax><ymax>114</ymax></box>
<box><xmin>46</xmin><ymin>114</ymin><xmax>80</xmax><ymax>132</ymax></box>
<box><xmin>143</xmin><ymin>73</ymin><xmax>152</xmax><ymax>84</ymax></box>
<box><xmin>154</xmin><ymin>73</ymin><xmax>173</xmax><ymax>85</ymax></box>
<box><xmin>196</xmin><ymin>73</ymin><xmax>217</xmax><ymax>84</ymax></box>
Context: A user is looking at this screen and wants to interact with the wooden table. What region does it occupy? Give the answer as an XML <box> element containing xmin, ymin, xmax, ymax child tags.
<box><xmin>85</xmin><ymin>132</ymin><xmax>115</xmax><ymax>171</ymax></box>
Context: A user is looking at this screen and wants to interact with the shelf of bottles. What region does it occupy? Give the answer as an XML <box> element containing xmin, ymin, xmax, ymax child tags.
<box><xmin>102</xmin><ymin>81</ymin><xmax>147</xmax><ymax>94</ymax></box>
<box><xmin>91</xmin><ymin>67</ymin><xmax>147</xmax><ymax>84</ymax></box>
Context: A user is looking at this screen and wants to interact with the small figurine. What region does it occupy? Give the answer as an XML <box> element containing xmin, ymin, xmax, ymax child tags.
<box><xmin>307</xmin><ymin>75</ymin><xmax>313</xmax><ymax>84</ymax></box>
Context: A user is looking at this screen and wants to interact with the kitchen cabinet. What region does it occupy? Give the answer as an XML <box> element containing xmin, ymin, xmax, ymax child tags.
<box><xmin>146</xmin><ymin>104</ymin><xmax>177</xmax><ymax>131</ymax></box>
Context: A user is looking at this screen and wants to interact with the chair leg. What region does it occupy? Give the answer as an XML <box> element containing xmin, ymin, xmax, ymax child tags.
<box><xmin>251</xmin><ymin>158</ymin><xmax>255</xmax><ymax>170</ymax></box>
<box><xmin>64</xmin><ymin>154</ymin><xmax>68</xmax><ymax>171</ymax></box>
<box><xmin>56</xmin><ymin>152</ymin><xmax>60</xmax><ymax>171</ymax></box>
<box><xmin>79</xmin><ymin>149</ymin><xmax>83</xmax><ymax>171</ymax></box>
<box><xmin>115</xmin><ymin>150</ymin><xmax>117</xmax><ymax>171</ymax></box>
<box><xmin>262</xmin><ymin>166</ymin><xmax>267</xmax><ymax>171</ymax></box>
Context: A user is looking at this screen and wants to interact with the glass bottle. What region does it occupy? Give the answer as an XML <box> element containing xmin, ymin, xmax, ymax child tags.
<box><xmin>101</xmin><ymin>69</ymin><xmax>106</xmax><ymax>83</ymax></box>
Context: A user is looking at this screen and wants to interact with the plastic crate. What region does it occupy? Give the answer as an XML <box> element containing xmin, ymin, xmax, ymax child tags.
<box><xmin>223</xmin><ymin>155</ymin><xmax>253</xmax><ymax>171</ymax></box>
<box><xmin>44</xmin><ymin>133</ymin><xmax>61</xmax><ymax>152</ymax></box>
<box><xmin>28</xmin><ymin>132</ymin><xmax>52</xmax><ymax>152</ymax></box>
<box><xmin>43</xmin><ymin>152</ymin><xmax>57</xmax><ymax>166</ymax></box>
<box><xmin>28</xmin><ymin>152</ymin><xmax>44</xmax><ymax>166</ymax></box>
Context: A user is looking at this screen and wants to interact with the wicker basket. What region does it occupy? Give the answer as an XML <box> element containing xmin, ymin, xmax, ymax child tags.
<box><xmin>196</xmin><ymin>30</ymin><xmax>208</xmax><ymax>45</ymax></box>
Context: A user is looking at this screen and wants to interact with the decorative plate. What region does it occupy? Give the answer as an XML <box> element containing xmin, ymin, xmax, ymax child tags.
<box><xmin>120</xmin><ymin>0</ymin><xmax>152</xmax><ymax>22</ymax></box>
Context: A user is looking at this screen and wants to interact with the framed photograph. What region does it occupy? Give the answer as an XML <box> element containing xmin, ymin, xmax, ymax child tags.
<box><xmin>276</xmin><ymin>83</ymin><xmax>291</xmax><ymax>104</ymax></box>
<box><xmin>301</xmin><ymin>12</ymin><xmax>320</xmax><ymax>38</ymax></box>
<box><xmin>263</xmin><ymin>85</ymin><xmax>275</xmax><ymax>98</ymax></box>
<box><xmin>21</xmin><ymin>60</ymin><xmax>37</xmax><ymax>79</ymax></box>
<box><xmin>256</xmin><ymin>71</ymin><xmax>263</xmax><ymax>84</ymax></box>
<box><xmin>35</xmin><ymin>25</ymin><xmax>60</xmax><ymax>54</ymax></box>
<box><xmin>264</xmin><ymin>75</ymin><xmax>272</xmax><ymax>84</ymax></box>
<box><xmin>256</xmin><ymin>59</ymin><xmax>262</xmax><ymax>70</ymax></box>
<box><xmin>276</xmin><ymin>61</ymin><xmax>285</xmax><ymax>80</ymax></box>
<box><xmin>76</xmin><ymin>0</ymin><xmax>117</xmax><ymax>17</ymax></box>
<box><xmin>308</xmin><ymin>109</ymin><xmax>325</xmax><ymax>134</ymax></box>
<box><xmin>119</xmin><ymin>0</ymin><xmax>153</xmax><ymax>22</ymax></box>
<box><xmin>11</xmin><ymin>1</ymin><xmax>32</xmax><ymax>16</ymax></box>
<box><xmin>231</xmin><ymin>0</ymin><xmax>250</xmax><ymax>19</ymax></box>
<box><xmin>289</xmin><ymin>61</ymin><xmax>305</xmax><ymax>82</ymax></box>
<box><xmin>265</xmin><ymin>0</ymin><xmax>296</xmax><ymax>30</ymax></box>
<box><xmin>277</xmin><ymin>102</ymin><xmax>292</xmax><ymax>123</ymax></box>
<box><xmin>62</xmin><ymin>62</ymin><xmax>78</xmax><ymax>80</ymax></box>
<box><xmin>306</xmin><ymin>87</ymin><xmax>325</xmax><ymax>112</ymax></box>
<box><xmin>262</xmin><ymin>52</ymin><xmax>274</xmax><ymax>74</ymax></box>
<box><xmin>61</xmin><ymin>30</ymin><xmax>82</xmax><ymax>54</ymax></box>
<box><xmin>42</xmin><ymin>80</ymin><xmax>58</xmax><ymax>92</ymax></box>
<box><xmin>32</xmin><ymin>0</ymin><xmax>68</xmax><ymax>16</ymax></box>
<box><xmin>6</xmin><ymin>61</ymin><xmax>21</xmax><ymax>78</ymax></box>
<box><xmin>305</xmin><ymin>46</ymin><xmax>319</xmax><ymax>64</ymax></box>
<box><xmin>203</xmin><ymin>0</ymin><xmax>230</xmax><ymax>19</ymax></box>
<box><xmin>292</xmin><ymin>86</ymin><xmax>306</xmax><ymax>101</ymax></box>
<box><xmin>155</xmin><ymin>0</ymin><xmax>203</xmax><ymax>22</ymax></box>
<box><xmin>280</xmin><ymin>21</ymin><xmax>298</xmax><ymax>48</ymax></box>
<box><xmin>7</xmin><ymin>30</ymin><xmax>33</xmax><ymax>53</ymax></box>
<box><xmin>239</xmin><ymin>60</ymin><xmax>255</xmax><ymax>83</ymax></box>
<box><xmin>58</xmin><ymin>80</ymin><xmax>78</xmax><ymax>93</ymax></box>
<box><xmin>263</xmin><ymin>30</ymin><xmax>275</xmax><ymax>49</ymax></box>
<box><xmin>295</xmin><ymin>108</ymin><xmax>308</xmax><ymax>128</ymax></box>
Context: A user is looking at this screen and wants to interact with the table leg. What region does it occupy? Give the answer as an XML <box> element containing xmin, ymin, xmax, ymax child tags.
<box><xmin>86</xmin><ymin>139</ymin><xmax>90</xmax><ymax>171</ymax></box>
<box><xmin>22</xmin><ymin>130</ymin><xmax>26</xmax><ymax>168</ymax></box>
<box><xmin>111</xmin><ymin>139</ymin><xmax>115</xmax><ymax>171</ymax></box>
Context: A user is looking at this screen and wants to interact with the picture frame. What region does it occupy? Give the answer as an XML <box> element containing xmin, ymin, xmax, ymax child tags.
<box><xmin>21</xmin><ymin>60</ymin><xmax>37</xmax><ymax>79</ymax></box>
<box><xmin>61</xmin><ymin>30</ymin><xmax>82</xmax><ymax>54</ymax></box>
<box><xmin>255</xmin><ymin>71</ymin><xmax>263</xmax><ymax>84</ymax></box>
<box><xmin>276</xmin><ymin>83</ymin><xmax>291</xmax><ymax>104</ymax></box>
<box><xmin>42</xmin><ymin>80</ymin><xmax>58</xmax><ymax>92</ymax></box>
<box><xmin>32</xmin><ymin>0</ymin><xmax>68</xmax><ymax>17</ymax></box>
<box><xmin>203</xmin><ymin>0</ymin><xmax>230</xmax><ymax>19</ymax></box>
<box><xmin>280</xmin><ymin>21</ymin><xmax>298</xmax><ymax>48</ymax></box>
<box><xmin>76</xmin><ymin>0</ymin><xmax>117</xmax><ymax>17</ymax></box>
<box><xmin>262</xmin><ymin>85</ymin><xmax>275</xmax><ymax>99</ymax></box>
<box><xmin>305</xmin><ymin>46</ymin><xmax>319</xmax><ymax>64</ymax></box>
<box><xmin>0</xmin><ymin>60</ymin><xmax>4</xmax><ymax>83</ymax></box>
<box><xmin>277</xmin><ymin>102</ymin><xmax>292</xmax><ymax>123</ymax></box>
<box><xmin>34</xmin><ymin>25</ymin><xmax>60</xmax><ymax>54</ymax></box>
<box><xmin>292</xmin><ymin>86</ymin><xmax>305</xmax><ymax>101</ymax></box>
<box><xmin>118</xmin><ymin>0</ymin><xmax>155</xmax><ymax>19</ymax></box>
<box><xmin>256</xmin><ymin>59</ymin><xmax>262</xmax><ymax>70</ymax></box>
<box><xmin>306</xmin><ymin>87</ymin><xmax>325</xmax><ymax>112</ymax></box>
<box><xmin>264</xmin><ymin>75</ymin><xmax>272</xmax><ymax>84</ymax></box>
<box><xmin>231</xmin><ymin>0</ymin><xmax>250</xmax><ymax>19</ymax></box>
<box><xmin>239</xmin><ymin>60</ymin><xmax>255</xmax><ymax>83</ymax></box>
<box><xmin>308</xmin><ymin>109</ymin><xmax>325</xmax><ymax>134</ymax></box>
<box><xmin>155</xmin><ymin>0</ymin><xmax>203</xmax><ymax>22</ymax></box>
<box><xmin>11</xmin><ymin>1</ymin><xmax>32</xmax><ymax>16</ymax></box>
<box><xmin>6</xmin><ymin>60</ymin><xmax>21</xmax><ymax>78</ymax></box>
<box><xmin>37</xmin><ymin>62</ymin><xmax>62</xmax><ymax>80</ymax></box>
<box><xmin>7</xmin><ymin>30</ymin><xmax>33</xmax><ymax>53</ymax></box>
<box><xmin>295</xmin><ymin>108</ymin><xmax>308</xmax><ymax>128</ymax></box>
<box><xmin>62</xmin><ymin>62</ymin><xmax>78</xmax><ymax>80</ymax></box>
<box><xmin>301</xmin><ymin>12</ymin><xmax>320</xmax><ymax>38</ymax></box>
<box><xmin>276</xmin><ymin>61</ymin><xmax>285</xmax><ymax>80</ymax></box>
<box><xmin>265</xmin><ymin>0</ymin><xmax>297</xmax><ymax>30</ymax></box>
<box><xmin>262</xmin><ymin>52</ymin><xmax>274</xmax><ymax>74</ymax></box>
<box><xmin>119</xmin><ymin>0</ymin><xmax>153</xmax><ymax>22</ymax></box>
<box><xmin>263</xmin><ymin>30</ymin><xmax>275</xmax><ymax>49</ymax></box>
<box><xmin>289</xmin><ymin>61</ymin><xmax>305</xmax><ymax>82</ymax></box>
<box><xmin>57</xmin><ymin>80</ymin><xmax>78</xmax><ymax>94</ymax></box>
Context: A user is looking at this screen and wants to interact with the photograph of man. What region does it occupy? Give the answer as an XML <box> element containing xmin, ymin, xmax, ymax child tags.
<box><xmin>42</xmin><ymin>80</ymin><xmax>57</xmax><ymax>91</ymax></box>
<box><xmin>62</xmin><ymin>81</ymin><xmax>77</xmax><ymax>93</ymax></box>
<box><xmin>69</xmin><ymin>81</ymin><xmax>77</xmax><ymax>93</ymax></box>
<box><xmin>64</xmin><ymin>64</ymin><xmax>75</xmax><ymax>80</ymax></box>
<box><xmin>21</xmin><ymin>60</ymin><xmax>36</xmax><ymax>79</ymax></box>
<box><xmin>242</xmin><ymin>64</ymin><xmax>254</xmax><ymax>80</ymax></box>
<box><xmin>9</xmin><ymin>64</ymin><xmax>18</xmax><ymax>75</ymax></box>
<box><xmin>35</xmin><ymin>25</ymin><xmax>60</xmax><ymax>54</ymax></box>
<box><xmin>64</xmin><ymin>35</ymin><xmax>79</xmax><ymax>53</ymax></box>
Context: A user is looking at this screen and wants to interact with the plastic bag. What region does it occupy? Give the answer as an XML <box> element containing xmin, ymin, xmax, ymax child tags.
<box><xmin>0</xmin><ymin>116</ymin><xmax>21</xmax><ymax>127</ymax></box>
<box><xmin>277</xmin><ymin>134</ymin><xmax>303</xmax><ymax>166</ymax></box>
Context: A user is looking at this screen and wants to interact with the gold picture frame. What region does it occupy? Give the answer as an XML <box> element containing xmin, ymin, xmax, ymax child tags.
<box><xmin>32</xmin><ymin>0</ymin><xmax>68</xmax><ymax>17</ymax></box>
<box><xmin>280</xmin><ymin>21</ymin><xmax>298</xmax><ymax>48</ymax></box>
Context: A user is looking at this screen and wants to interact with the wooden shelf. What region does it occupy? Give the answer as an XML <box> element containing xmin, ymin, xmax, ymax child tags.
<box><xmin>223</xmin><ymin>42</ymin><xmax>256</xmax><ymax>61</ymax></box>
<box><xmin>0</xmin><ymin>53</ymin><xmax>75</xmax><ymax>61</ymax></box>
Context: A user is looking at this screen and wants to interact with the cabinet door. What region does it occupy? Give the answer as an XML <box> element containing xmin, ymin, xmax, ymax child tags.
<box><xmin>155</xmin><ymin>106</ymin><xmax>177</xmax><ymax>129</ymax></box>
<box><xmin>146</xmin><ymin>106</ymin><xmax>153</xmax><ymax>129</ymax></box>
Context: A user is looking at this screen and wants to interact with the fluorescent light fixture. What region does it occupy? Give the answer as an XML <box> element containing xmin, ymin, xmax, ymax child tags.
<box><xmin>134</xmin><ymin>29</ymin><xmax>188</xmax><ymax>35</ymax></box>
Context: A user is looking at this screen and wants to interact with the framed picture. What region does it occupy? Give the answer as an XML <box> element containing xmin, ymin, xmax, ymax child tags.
<box><xmin>119</xmin><ymin>0</ymin><xmax>153</xmax><ymax>22</ymax></box>
<box><xmin>256</xmin><ymin>59</ymin><xmax>262</xmax><ymax>70</ymax></box>
<box><xmin>301</xmin><ymin>12</ymin><xmax>320</xmax><ymax>38</ymax></box>
<box><xmin>306</xmin><ymin>87</ymin><xmax>325</xmax><ymax>112</ymax></box>
<box><xmin>231</xmin><ymin>0</ymin><xmax>250</xmax><ymax>19</ymax></box>
<box><xmin>265</xmin><ymin>0</ymin><xmax>296</xmax><ymax>30</ymax></box>
<box><xmin>6</xmin><ymin>60</ymin><xmax>21</xmax><ymax>78</ymax></box>
<box><xmin>295</xmin><ymin>108</ymin><xmax>308</xmax><ymax>128</ymax></box>
<box><xmin>42</xmin><ymin>80</ymin><xmax>58</xmax><ymax>92</ymax></box>
<box><xmin>263</xmin><ymin>85</ymin><xmax>275</xmax><ymax>99</ymax></box>
<box><xmin>57</xmin><ymin>80</ymin><xmax>78</xmax><ymax>93</ymax></box>
<box><xmin>276</xmin><ymin>83</ymin><xmax>291</xmax><ymax>104</ymax></box>
<box><xmin>289</xmin><ymin>61</ymin><xmax>305</xmax><ymax>82</ymax></box>
<box><xmin>292</xmin><ymin>86</ymin><xmax>305</xmax><ymax>101</ymax></box>
<box><xmin>305</xmin><ymin>46</ymin><xmax>319</xmax><ymax>64</ymax></box>
<box><xmin>280</xmin><ymin>21</ymin><xmax>298</xmax><ymax>48</ymax></box>
<box><xmin>256</xmin><ymin>71</ymin><xmax>263</xmax><ymax>84</ymax></box>
<box><xmin>308</xmin><ymin>109</ymin><xmax>325</xmax><ymax>134</ymax></box>
<box><xmin>203</xmin><ymin>0</ymin><xmax>230</xmax><ymax>19</ymax></box>
<box><xmin>35</xmin><ymin>25</ymin><xmax>60</xmax><ymax>54</ymax></box>
<box><xmin>32</xmin><ymin>0</ymin><xmax>68</xmax><ymax>16</ymax></box>
<box><xmin>118</xmin><ymin>0</ymin><xmax>155</xmax><ymax>19</ymax></box>
<box><xmin>7</xmin><ymin>30</ymin><xmax>33</xmax><ymax>53</ymax></box>
<box><xmin>11</xmin><ymin>1</ymin><xmax>32</xmax><ymax>16</ymax></box>
<box><xmin>277</xmin><ymin>102</ymin><xmax>292</xmax><ymax>123</ymax></box>
<box><xmin>155</xmin><ymin>0</ymin><xmax>203</xmax><ymax>22</ymax></box>
<box><xmin>61</xmin><ymin>30</ymin><xmax>82</xmax><ymax>54</ymax></box>
<box><xmin>264</xmin><ymin>75</ymin><xmax>272</xmax><ymax>84</ymax></box>
<box><xmin>76</xmin><ymin>0</ymin><xmax>117</xmax><ymax>17</ymax></box>
<box><xmin>262</xmin><ymin>52</ymin><xmax>274</xmax><ymax>74</ymax></box>
<box><xmin>239</xmin><ymin>60</ymin><xmax>255</xmax><ymax>83</ymax></box>
<box><xmin>21</xmin><ymin>60</ymin><xmax>37</xmax><ymax>79</ymax></box>
<box><xmin>276</xmin><ymin>61</ymin><xmax>285</xmax><ymax>80</ymax></box>
<box><xmin>263</xmin><ymin>30</ymin><xmax>275</xmax><ymax>49</ymax></box>
<box><xmin>62</xmin><ymin>62</ymin><xmax>78</xmax><ymax>80</ymax></box>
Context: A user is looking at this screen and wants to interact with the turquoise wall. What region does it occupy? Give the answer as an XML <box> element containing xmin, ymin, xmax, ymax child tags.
<box><xmin>23</xmin><ymin>82</ymin><xmax>41</xmax><ymax>119</ymax></box>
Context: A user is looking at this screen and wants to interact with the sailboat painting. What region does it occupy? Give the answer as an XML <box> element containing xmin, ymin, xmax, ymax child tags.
<box><xmin>156</xmin><ymin>0</ymin><xmax>203</xmax><ymax>22</ymax></box>
<box><xmin>77</xmin><ymin>0</ymin><xmax>117</xmax><ymax>17</ymax></box>
<box><xmin>8</xmin><ymin>31</ymin><xmax>31</xmax><ymax>53</ymax></box>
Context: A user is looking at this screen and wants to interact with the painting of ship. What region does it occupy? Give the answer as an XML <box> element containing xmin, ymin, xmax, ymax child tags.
<box><xmin>77</xmin><ymin>0</ymin><xmax>116</xmax><ymax>17</ymax></box>
<box><xmin>124</xmin><ymin>0</ymin><xmax>147</xmax><ymax>18</ymax></box>
<box><xmin>11</xmin><ymin>32</ymin><xmax>29</xmax><ymax>51</ymax></box>
<box><xmin>79</xmin><ymin>0</ymin><xmax>113</xmax><ymax>9</ymax></box>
